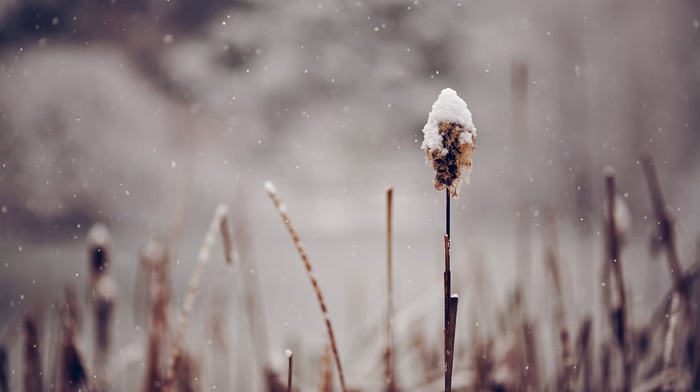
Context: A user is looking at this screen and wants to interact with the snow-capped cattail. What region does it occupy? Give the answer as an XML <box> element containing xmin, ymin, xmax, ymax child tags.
<box><xmin>86</xmin><ymin>223</ymin><xmax>113</xmax><ymax>279</ymax></box>
<box><xmin>421</xmin><ymin>88</ymin><xmax>477</xmax><ymax>197</ymax></box>
<box><xmin>421</xmin><ymin>88</ymin><xmax>475</xmax><ymax>391</ymax></box>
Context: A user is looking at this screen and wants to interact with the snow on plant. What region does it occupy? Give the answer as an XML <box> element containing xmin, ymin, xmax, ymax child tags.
<box><xmin>421</xmin><ymin>88</ymin><xmax>477</xmax><ymax>197</ymax></box>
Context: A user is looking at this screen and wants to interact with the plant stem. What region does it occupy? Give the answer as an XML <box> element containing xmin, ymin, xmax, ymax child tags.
<box><xmin>266</xmin><ymin>183</ymin><xmax>347</xmax><ymax>392</ymax></box>
<box><xmin>604</xmin><ymin>168</ymin><xmax>630</xmax><ymax>392</ymax></box>
<box><xmin>287</xmin><ymin>350</ymin><xmax>293</xmax><ymax>392</ymax></box>
<box><xmin>386</xmin><ymin>187</ymin><xmax>395</xmax><ymax>392</ymax></box>
<box><xmin>444</xmin><ymin>189</ymin><xmax>453</xmax><ymax>391</ymax></box>
<box><xmin>639</xmin><ymin>148</ymin><xmax>687</xmax><ymax>310</ymax></box>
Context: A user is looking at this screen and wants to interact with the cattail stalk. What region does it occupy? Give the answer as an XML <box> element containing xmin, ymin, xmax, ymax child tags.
<box><xmin>604</xmin><ymin>167</ymin><xmax>631</xmax><ymax>392</ymax></box>
<box><xmin>141</xmin><ymin>239</ymin><xmax>169</xmax><ymax>392</ymax></box>
<box><xmin>445</xmin><ymin>294</ymin><xmax>458</xmax><ymax>391</ymax></box>
<box><xmin>421</xmin><ymin>89</ymin><xmax>475</xmax><ymax>391</ymax></box>
<box><xmin>86</xmin><ymin>223</ymin><xmax>116</xmax><ymax>382</ymax></box>
<box><xmin>511</xmin><ymin>59</ymin><xmax>532</xmax><ymax>290</ymax></box>
<box><xmin>543</xmin><ymin>211</ymin><xmax>573</xmax><ymax>392</ymax></box>
<box><xmin>443</xmin><ymin>190</ymin><xmax>455</xmax><ymax>391</ymax></box>
<box><xmin>163</xmin><ymin>204</ymin><xmax>232</xmax><ymax>392</ymax></box>
<box><xmin>639</xmin><ymin>148</ymin><xmax>689</xmax><ymax>315</ymax></box>
<box><xmin>662</xmin><ymin>293</ymin><xmax>680</xmax><ymax>373</ymax></box>
<box><xmin>385</xmin><ymin>187</ymin><xmax>396</xmax><ymax>392</ymax></box>
<box><xmin>56</xmin><ymin>294</ymin><xmax>95</xmax><ymax>392</ymax></box>
<box><xmin>265</xmin><ymin>182</ymin><xmax>347</xmax><ymax>392</ymax></box>
<box><xmin>286</xmin><ymin>349</ymin><xmax>294</xmax><ymax>392</ymax></box>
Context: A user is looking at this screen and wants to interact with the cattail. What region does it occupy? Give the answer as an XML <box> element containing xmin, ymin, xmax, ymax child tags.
<box><xmin>86</xmin><ymin>222</ymin><xmax>116</xmax><ymax>380</ymax></box>
<box><xmin>86</xmin><ymin>223</ymin><xmax>113</xmax><ymax>280</ymax></box>
<box><xmin>421</xmin><ymin>88</ymin><xmax>477</xmax><ymax>197</ymax></box>
<box><xmin>421</xmin><ymin>87</ymin><xmax>476</xmax><ymax>392</ymax></box>
<box><xmin>163</xmin><ymin>204</ymin><xmax>232</xmax><ymax>392</ymax></box>
<box><xmin>265</xmin><ymin>181</ymin><xmax>347</xmax><ymax>392</ymax></box>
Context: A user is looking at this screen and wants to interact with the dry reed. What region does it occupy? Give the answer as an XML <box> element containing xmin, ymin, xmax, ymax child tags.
<box><xmin>662</xmin><ymin>293</ymin><xmax>680</xmax><ymax>376</ymax></box>
<box><xmin>86</xmin><ymin>223</ymin><xmax>116</xmax><ymax>384</ymax></box>
<box><xmin>162</xmin><ymin>204</ymin><xmax>232</xmax><ymax>392</ymax></box>
<box><xmin>542</xmin><ymin>210</ymin><xmax>574</xmax><ymax>391</ymax></box>
<box><xmin>265</xmin><ymin>181</ymin><xmax>347</xmax><ymax>392</ymax></box>
<box><xmin>286</xmin><ymin>349</ymin><xmax>293</xmax><ymax>392</ymax></box>
<box><xmin>604</xmin><ymin>166</ymin><xmax>631</xmax><ymax>391</ymax></box>
<box><xmin>0</xmin><ymin>344</ymin><xmax>8</xmax><ymax>392</ymax></box>
<box><xmin>55</xmin><ymin>291</ymin><xmax>95</xmax><ymax>392</ymax></box>
<box><xmin>319</xmin><ymin>344</ymin><xmax>332</xmax><ymax>392</ymax></box>
<box><xmin>23</xmin><ymin>312</ymin><xmax>43</xmax><ymax>392</ymax></box>
<box><xmin>385</xmin><ymin>186</ymin><xmax>396</xmax><ymax>392</ymax></box>
<box><xmin>141</xmin><ymin>238</ymin><xmax>169</xmax><ymax>392</ymax></box>
<box><xmin>639</xmin><ymin>147</ymin><xmax>688</xmax><ymax>311</ymax></box>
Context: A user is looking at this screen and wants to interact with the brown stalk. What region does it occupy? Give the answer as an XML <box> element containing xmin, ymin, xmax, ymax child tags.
<box><xmin>385</xmin><ymin>187</ymin><xmax>396</xmax><ymax>392</ymax></box>
<box><xmin>265</xmin><ymin>182</ymin><xmax>347</xmax><ymax>392</ymax></box>
<box><xmin>319</xmin><ymin>344</ymin><xmax>332</xmax><ymax>392</ymax></box>
<box><xmin>286</xmin><ymin>349</ymin><xmax>294</xmax><ymax>392</ymax></box>
<box><xmin>662</xmin><ymin>293</ymin><xmax>681</xmax><ymax>392</ymax></box>
<box><xmin>521</xmin><ymin>320</ymin><xmax>540</xmax><ymax>391</ymax></box>
<box><xmin>141</xmin><ymin>238</ymin><xmax>169</xmax><ymax>392</ymax></box>
<box><xmin>175</xmin><ymin>350</ymin><xmax>200</xmax><ymax>392</ymax></box>
<box><xmin>574</xmin><ymin>317</ymin><xmax>592</xmax><ymax>392</ymax></box>
<box><xmin>23</xmin><ymin>312</ymin><xmax>43</xmax><ymax>392</ymax></box>
<box><xmin>443</xmin><ymin>189</ymin><xmax>454</xmax><ymax>392</ymax></box>
<box><xmin>86</xmin><ymin>223</ymin><xmax>116</xmax><ymax>385</ymax></box>
<box><xmin>0</xmin><ymin>345</ymin><xmax>8</xmax><ymax>392</ymax></box>
<box><xmin>162</xmin><ymin>204</ymin><xmax>232</xmax><ymax>392</ymax></box>
<box><xmin>604</xmin><ymin>167</ymin><xmax>631</xmax><ymax>392</ymax></box>
<box><xmin>639</xmin><ymin>148</ymin><xmax>689</xmax><ymax>313</ymax></box>
<box><xmin>56</xmin><ymin>286</ymin><xmax>90</xmax><ymax>392</ymax></box>
<box><xmin>55</xmin><ymin>293</ymin><xmax>96</xmax><ymax>392</ymax></box>
<box><xmin>542</xmin><ymin>211</ymin><xmax>573</xmax><ymax>392</ymax></box>
<box><xmin>511</xmin><ymin>59</ymin><xmax>532</xmax><ymax>290</ymax></box>
<box><xmin>445</xmin><ymin>295</ymin><xmax>459</xmax><ymax>391</ymax></box>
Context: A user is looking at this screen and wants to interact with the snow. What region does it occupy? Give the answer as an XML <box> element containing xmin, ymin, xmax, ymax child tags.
<box><xmin>421</xmin><ymin>88</ymin><xmax>476</xmax><ymax>154</ymax></box>
<box><xmin>264</xmin><ymin>181</ymin><xmax>277</xmax><ymax>195</ymax></box>
<box><xmin>285</xmin><ymin>349</ymin><xmax>293</xmax><ymax>357</ymax></box>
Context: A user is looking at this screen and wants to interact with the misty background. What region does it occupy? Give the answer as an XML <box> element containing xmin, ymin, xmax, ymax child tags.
<box><xmin>1</xmin><ymin>0</ymin><xmax>700</xmax><ymax>389</ymax></box>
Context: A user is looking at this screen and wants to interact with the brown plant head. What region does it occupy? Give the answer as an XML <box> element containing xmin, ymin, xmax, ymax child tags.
<box><xmin>421</xmin><ymin>88</ymin><xmax>477</xmax><ymax>197</ymax></box>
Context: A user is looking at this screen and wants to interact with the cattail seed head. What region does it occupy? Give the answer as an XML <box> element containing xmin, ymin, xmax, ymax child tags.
<box><xmin>86</xmin><ymin>223</ymin><xmax>113</xmax><ymax>278</ymax></box>
<box><xmin>421</xmin><ymin>88</ymin><xmax>477</xmax><ymax>197</ymax></box>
